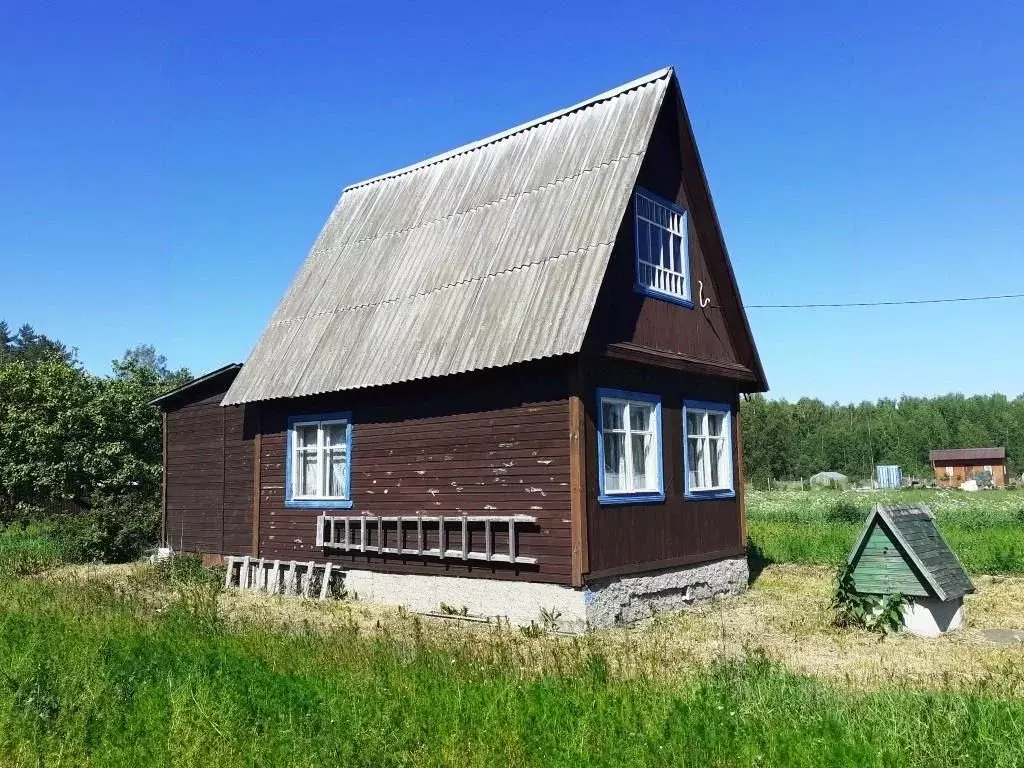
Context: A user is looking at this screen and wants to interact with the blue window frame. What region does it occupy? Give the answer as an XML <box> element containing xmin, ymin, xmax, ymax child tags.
<box><xmin>286</xmin><ymin>411</ymin><xmax>353</xmax><ymax>509</ymax></box>
<box><xmin>596</xmin><ymin>388</ymin><xmax>665</xmax><ymax>505</ymax></box>
<box><xmin>683</xmin><ymin>400</ymin><xmax>735</xmax><ymax>500</ymax></box>
<box><xmin>633</xmin><ymin>187</ymin><xmax>692</xmax><ymax>307</ymax></box>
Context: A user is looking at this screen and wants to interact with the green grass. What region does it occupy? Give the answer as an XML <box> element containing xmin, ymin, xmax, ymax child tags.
<box><xmin>0</xmin><ymin>576</ymin><xmax>1023</xmax><ymax>767</ymax></box>
<box><xmin>0</xmin><ymin>521</ymin><xmax>63</xmax><ymax>578</ymax></box>
<box><xmin>748</xmin><ymin>489</ymin><xmax>1024</xmax><ymax>574</ymax></box>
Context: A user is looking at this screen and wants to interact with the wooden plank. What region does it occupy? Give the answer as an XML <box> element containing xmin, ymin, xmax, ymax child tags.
<box><xmin>485</xmin><ymin>520</ymin><xmax>492</xmax><ymax>561</ymax></box>
<box><xmin>568</xmin><ymin>387</ymin><xmax>588</xmax><ymax>587</ymax></box>
<box><xmin>161</xmin><ymin>411</ymin><xmax>168</xmax><ymax>547</ymax></box>
<box><xmin>285</xmin><ymin>562</ymin><xmax>297</xmax><ymax>596</ymax></box>
<box><xmin>240</xmin><ymin>555</ymin><xmax>251</xmax><ymax>589</ymax></box>
<box><xmin>735</xmin><ymin>403</ymin><xmax>747</xmax><ymax>549</ymax></box>
<box><xmin>360</xmin><ymin>517</ymin><xmax>367</xmax><ymax>553</ymax></box>
<box><xmin>303</xmin><ymin>561</ymin><xmax>315</xmax><ymax>598</ymax></box>
<box><xmin>461</xmin><ymin>515</ymin><xmax>468</xmax><ymax>560</ymax></box>
<box><xmin>319</xmin><ymin>562</ymin><xmax>333</xmax><ymax>600</ymax></box>
<box><xmin>270</xmin><ymin>560</ymin><xmax>281</xmax><ymax>595</ymax></box>
<box><xmin>251</xmin><ymin>430</ymin><xmax>262</xmax><ymax>557</ymax></box>
<box><xmin>224</xmin><ymin>556</ymin><xmax>235</xmax><ymax>588</ymax></box>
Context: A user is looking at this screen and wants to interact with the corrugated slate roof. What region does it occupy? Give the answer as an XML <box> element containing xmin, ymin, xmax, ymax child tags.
<box><xmin>929</xmin><ymin>447</ymin><xmax>1005</xmax><ymax>463</ymax></box>
<box><xmin>223</xmin><ymin>69</ymin><xmax>673</xmax><ymax>405</ymax></box>
<box><xmin>849</xmin><ymin>504</ymin><xmax>975</xmax><ymax>601</ymax></box>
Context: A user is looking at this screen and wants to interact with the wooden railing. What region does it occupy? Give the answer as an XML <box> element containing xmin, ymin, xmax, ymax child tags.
<box><xmin>315</xmin><ymin>514</ymin><xmax>537</xmax><ymax>565</ymax></box>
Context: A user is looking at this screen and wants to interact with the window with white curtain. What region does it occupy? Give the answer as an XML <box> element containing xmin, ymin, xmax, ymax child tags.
<box><xmin>634</xmin><ymin>188</ymin><xmax>690</xmax><ymax>305</ymax></box>
<box><xmin>597</xmin><ymin>389</ymin><xmax>664</xmax><ymax>503</ymax></box>
<box><xmin>287</xmin><ymin>413</ymin><xmax>352</xmax><ymax>507</ymax></box>
<box><xmin>683</xmin><ymin>401</ymin><xmax>734</xmax><ymax>498</ymax></box>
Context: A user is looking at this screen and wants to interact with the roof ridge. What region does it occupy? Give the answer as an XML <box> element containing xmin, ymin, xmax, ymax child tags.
<box><xmin>342</xmin><ymin>67</ymin><xmax>673</xmax><ymax>193</ymax></box>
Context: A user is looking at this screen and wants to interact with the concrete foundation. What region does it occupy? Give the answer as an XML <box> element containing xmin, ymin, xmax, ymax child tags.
<box><xmin>901</xmin><ymin>597</ymin><xmax>965</xmax><ymax>637</ymax></box>
<box><xmin>335</xmin><ymin>556</ymin><xmax>749</xmax><ymax>631</ymax></box>
<box><xmin>583</xmin><ymin>557</ymin><xmax>749</xmax><ymax>627</ymax></box>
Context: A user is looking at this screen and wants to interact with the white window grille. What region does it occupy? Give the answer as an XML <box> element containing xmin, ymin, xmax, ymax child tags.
<box><xmin>635</xmin><ymin>189</ymin><xmax>689</xmax><ymax>302</ymax></box>
<box><xmin>598</xmin><ymin>392</ymin><xmax>662</xmax><ymax>499</ymax></box>
<box><xmin>684</xmin><ymin>404</ymin><xmax>733</xmax><ymax>494</ymax></box>
<box><xmin>289</xmin><ymin>416</ymin><xmax>350</xmax><ymax>502</ymax></box>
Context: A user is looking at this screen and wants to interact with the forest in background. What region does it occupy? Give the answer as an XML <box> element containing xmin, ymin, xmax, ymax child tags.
<box><xmin>740</xmin><ymin>392</ymin><xmax>1024</xmax><ymax>484</ymax></box>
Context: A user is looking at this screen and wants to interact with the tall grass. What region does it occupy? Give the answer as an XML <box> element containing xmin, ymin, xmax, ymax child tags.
<box><xmin>0</xmin><ymin>521</ymin><xmax>63</xmax><ymax>578</ymax></box>
<box><xmin>1</xmin><ymin>576</ymin><xmax>1023</xmax><ymax>767</ymax></box>
<box><xmin>747</xmin><ymin>489</ymin><xmax>1024</xmax><ymax>574</ymax></box>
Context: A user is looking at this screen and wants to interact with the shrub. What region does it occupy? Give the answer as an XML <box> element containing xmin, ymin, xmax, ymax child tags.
<box><xmin>56</xmin><ymin>494</ymin><xmax>159</xmax><ymax>564</ymax></box>
<box><xmin>825</xmin><ymin>499</ymin><xmax>864</xmax><ymax>524</ymax></box>
<box><xmin>830</xmin><ymin>565</ymin><xmax>905</xmax><ymax>635</ymax></box>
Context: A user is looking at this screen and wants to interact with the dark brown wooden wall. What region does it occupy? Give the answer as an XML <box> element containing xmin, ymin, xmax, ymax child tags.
<box><xmin>164</xmin><ymin>382</ymin><xmax>254</xmax><ymax>555</ymax></box>
<box><xmin>584</xmin><ymin>85</ymin><xmax>756</xmax><ymax>376</ymax></box>
<box><xmin>581</xmin><ymin>357</ymin><xmax>745</xmax><ymax>579</ymax></box>
<box><xmin>255</xmin><ymin>360</ymin><xmax>575</xmax><ymax>584</ymax></box>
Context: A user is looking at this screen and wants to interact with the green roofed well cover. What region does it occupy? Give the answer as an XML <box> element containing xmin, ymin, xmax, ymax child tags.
<box><xmin>847</xmin><ymin>504</ymin><xmax>974</xmax><ymax>601</ymax></box>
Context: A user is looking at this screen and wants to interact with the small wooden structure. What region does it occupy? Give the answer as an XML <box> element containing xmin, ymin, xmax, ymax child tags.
<box><xmin>929</xmin><ymin>448</ymin><xmax>1007</xmax><ymax>488</ymax></box>
<box><xmin>847</xmin><ymin>504</ymin><xmax>974</xmax><ymax>636</ymax></box>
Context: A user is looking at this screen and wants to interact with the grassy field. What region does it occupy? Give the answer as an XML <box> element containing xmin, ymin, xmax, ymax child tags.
<box><xmin>0</xmin><ymin>564</ymin><xmax>1023</xmax><ymax>767</ymax></box>
<box><xmin>747</xmin><ymin>488</ymin><xmax>1024</xmax><ymax>574</ymax></box>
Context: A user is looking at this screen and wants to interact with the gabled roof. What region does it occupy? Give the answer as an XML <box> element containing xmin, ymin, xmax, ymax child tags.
<box><xmin>848</xmin><ymin>504</ymin><xmax>974</xmax><ymax>601</ymax></box>
<box><xmin>929</xmin><ymin>447</ymin><xmax>1005</xmax><ymax>463</ymax></box>
<box><xmin>223</xmin><ymin>67</ymin><xmax>761</xmax><ymax>405</ymax></box>
<box><xmin>151</xmin><ymin>363</ymin><xmax>242</xmax><ymax>409</ymax></box>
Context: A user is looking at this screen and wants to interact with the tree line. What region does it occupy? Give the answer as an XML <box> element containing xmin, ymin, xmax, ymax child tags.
<box><xmin>0</xmin><ymin>321</ymin><xmax>190</xmax><ymax>558</ymax></box>
<box><xmin>740</xmin><ymin>393</ymin><xmax>1024</xmax><ymax>484</ymax></box>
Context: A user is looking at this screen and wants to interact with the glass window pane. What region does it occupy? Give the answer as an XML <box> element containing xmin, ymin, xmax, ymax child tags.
<box><xmin>603</xmin><ymin>432</ymin><xmax>626</xmax><ymax>492</ymax></box>
<box><xmin>661</xmin><ymin>228</ymin><xmax>671</xmax><ymax>269</ymax></box>
<box><xmin>327</xmin><ymin>449</ymin><xmax>347</xmax><ymax>497</ymax></box>
<box><xmin>711</xmin><ymin>438</ymin><xmax>726</xmax><ymax>488</ymax></box>
<box><xmin>631</xmin><ymin>433</ymin><xmax>652</xmax><ymax>490</ymax></box>
<box><xmin>296</xmin><ymin>425</ymin><xmax>318</xmax><ymax>448</ymax></box>
<box><xmin>325</xmin><ymin>422</ymin><xmax>347</xmax><ymax>446</ymax></box>
<box><xmin>602</xmin><ymin>401</ymin><xmax>624</xmax><ymax>431</ymax></box>
<box><xmin>298</xmin><ymin>451</ymin><xmax>319</xmax><ymax>496</ymax></box>
<box><xmin>687</xmin><ymin>437</ymin><xmax>703</xmax><ymax>489</ymax></box>
<box><xmin>649</xmin><ymin>224</ymin><xmax>660</xmax><ymax>268</ymax></box>
<box><xmin>637</xmin><ymin>220</ymin><xmax>650</xmax><ymax>264</ymax></box>
<box><xmin>686</xmin><ymin>410</ymin><xmax>704</xmax><ymax>437</ymax></box>
<box><xmin>629</xmin><ymin>402</ymin><xmax>653</xmax><ymax>432</ymax></box>
<box><xmin>692</xmin><ymin>436</ymin><xmax>709</xmax><ymax>489</ymax></box>
<box><xmin>708</xmin><ymin>413</ymin><xmax>725</xmax><ymax>437</ymax></box>
<box><xmin>672</xmin><ymin>233</ymin><xmax>683</xmax><ymax>273</ymax></box>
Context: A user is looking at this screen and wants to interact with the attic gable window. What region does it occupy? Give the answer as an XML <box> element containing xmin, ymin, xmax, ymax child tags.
<box><xmin>286</xmin><ymin>412</ymin><xmax>353</xmax><ymax>509</ymax></box>
<box><xmin>634</xmin><ymin>189</ymin><xmax>691</xmax><ymax>306</ymax></box>
<box><xmin>683</xmin><ymin>400</ymin><xmax>735</xmax><ymax>500</ymax></box>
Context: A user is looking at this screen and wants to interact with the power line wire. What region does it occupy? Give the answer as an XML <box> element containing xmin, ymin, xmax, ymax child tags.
<box><xmin>745</xmin><ymin>292</ymin><xmax>1024</xmax><ymax>309</ymax></box>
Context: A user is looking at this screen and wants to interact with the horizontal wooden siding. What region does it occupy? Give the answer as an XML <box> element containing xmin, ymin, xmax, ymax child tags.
<box><xmin>256</xmin><ymin>361</ymin><xmax>574</xmax><ymax>584</ymax></box>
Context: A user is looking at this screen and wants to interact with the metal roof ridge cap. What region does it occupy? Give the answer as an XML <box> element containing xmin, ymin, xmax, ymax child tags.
<box><xmin>341</xmin><ymin>67</ymin><xmax>673</xmax><ymax>193</ymax></box>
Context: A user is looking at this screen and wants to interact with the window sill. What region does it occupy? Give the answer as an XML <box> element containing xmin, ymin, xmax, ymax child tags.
<box><xmin>598</xmin><ymin>491</ymin><xmax>666</xmax><ymax>506</ymax></box>
<box><xmin>684</xmin><ymin>489</ymin><xmax>736</xmax><ymax>501</ymax></box>
<box><xmin>285</xmin><ymin>498</ymin><xmax>354</xmax><ymax>509</ymax></box>
<box><xmin>634</xmin><ymin>283</ymin><xmax>693</xmax><ymax>308</ymax></box>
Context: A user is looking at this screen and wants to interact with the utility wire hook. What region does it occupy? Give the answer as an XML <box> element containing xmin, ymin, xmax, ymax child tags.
<box><xmin>698</xmin><ymin>280</ymin><xmax>711</xmax><ymax>308</ymax></box>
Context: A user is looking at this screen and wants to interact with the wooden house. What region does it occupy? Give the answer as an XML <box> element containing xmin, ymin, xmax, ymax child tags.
<box><xmin>847</xmin><ymin>504</ymin><xmax>974</xmax><ymax>636</ymax></box>
<box><xmin>154</xmin><ymin>67</ymin><xmax>767</xmax><ymax>628</ymax></box>
<box><xmin>929</xmin><ymin>448</ymin><xmax>1007</xmax><ymax>488</ymax></box>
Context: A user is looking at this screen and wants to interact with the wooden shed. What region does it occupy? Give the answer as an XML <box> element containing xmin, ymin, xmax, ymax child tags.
<box><xmin>154</xmin><ymin>67</ymin><xmax>768</xmax><ymax>629</ymax></box>
<box><xmin>929</xmin><ymin>447</ymin><xmax>1007</xmax><ymax>488</ymax></box>
<box><xmin>848</xmin><ymin>504</ymin><xmax>974</xmax><ymax>636</ymax></box>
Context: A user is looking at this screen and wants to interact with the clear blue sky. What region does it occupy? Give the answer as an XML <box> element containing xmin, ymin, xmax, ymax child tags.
<box><xmin>2</xmin><ymin>1</ymin><xmax>1021</xmax><ymax>403</ymax></box>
